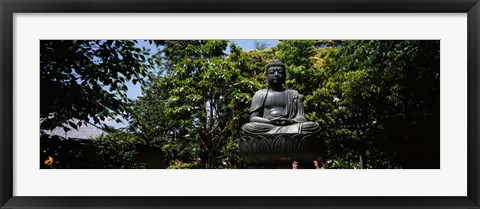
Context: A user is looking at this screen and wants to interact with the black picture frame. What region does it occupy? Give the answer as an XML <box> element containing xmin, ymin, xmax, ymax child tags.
<box><xmin>1</xmin><ymin>0</ymin><xmax>479</xmax><ymax>208</ymax></box>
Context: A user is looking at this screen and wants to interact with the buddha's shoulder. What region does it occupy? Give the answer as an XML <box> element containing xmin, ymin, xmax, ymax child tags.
<box><xmin>285</xmin><ymin>89</ymin><xmax>300</xmax><ymax>95</ymax></box>
<box><xmin>253</xmin><ymin>89</ymin><xmax>300</xmax><ymax>96</ymax></box>
<box><xmin>253</xmin><ymin>89</ymin><xmax>269</xmax><ymax>96</ymax></box>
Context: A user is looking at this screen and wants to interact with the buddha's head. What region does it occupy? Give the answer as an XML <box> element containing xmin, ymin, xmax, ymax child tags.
<box><xmin>265</xmin><ymin>60</ymin><xmax>286</xmax><ymax>89</ymax></box>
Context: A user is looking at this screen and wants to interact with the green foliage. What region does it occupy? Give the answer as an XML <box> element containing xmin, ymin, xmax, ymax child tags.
<box><xmin>323</xmin><ymin>40</ymin><xmax>440</xmax><ymax>168</ymax></box>
<box><xmin>41</xmin><ymin>135</ymin><xmax>96</xmax><ymax>169</ymax></box>
<box><xmin>40</xmin><ymin>40</ymin><xmax>154</xmax><ymax>132</ymax></box>
<box><xmin>270</xmin><ymin>40</ymin><xmax>439</xmax><ymax>168</ymax></box>
<box><xmin>92</xmin><ymin>132</ymin><xmax>145</xmax><ymax>169</ymax></box>
<box><xmin>167</xmin><ymin>162</ymin><xmax>204</xmax><ymax>169</ymax></box>
<box><xmin>41</xmin><ymin>132</ymin><xmax>145</xmax><ymax>169</ymax></box>
<box><xmin>129</xmin><ymin>41</ymin><xmax>275</xmax><ymax>168</ymax></box>
<box><xmin>43</xmin><ymin>39</ymin><xmax>439</xmax><ymax>169</ymax></box>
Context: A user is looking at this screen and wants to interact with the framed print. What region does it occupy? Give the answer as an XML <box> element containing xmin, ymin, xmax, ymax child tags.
<box><xmin>1</xmin><ymin>0</ymin><xmax>479</xmax><ymax>208</ymax></box>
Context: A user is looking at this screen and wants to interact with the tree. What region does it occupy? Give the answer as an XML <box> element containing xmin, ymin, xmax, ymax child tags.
<box><xmin>327</xmin><ymin>40</ymin><xmax>440</xmax><ymax>168</ymax></box>
<box><xmin>127</xmin><ymin>39</ymin><xmax>440</xmax><ymax>169</ymax></box>
<box><xmin>160</xmin><ymin>40</ymin><xmax>252</xmax><ymax>168</ymax></box>
<box><xmin>40</xmin><ymin>40</ymin><xmax>154</xmax><ymax>132</ymax></box>
<box><xmin>273</xmin><ymin>40</ymin><xmax>353</xmax><ymax>167</ymax></box>
<box><xmin>273</xmin><ymin>40</ymin><xmax>439</xmax><ymax>168</ymax></box>
<box><xmin>130</xmin><ymin>40</ymin><xmax>275</xmax><ymax>168</ymax></box>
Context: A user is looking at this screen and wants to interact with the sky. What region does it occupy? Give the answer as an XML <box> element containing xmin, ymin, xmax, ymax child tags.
<box><xmin>106</xmin><ymin>40</ymin><xmax>278</xmax><ymax>128</ymax></box>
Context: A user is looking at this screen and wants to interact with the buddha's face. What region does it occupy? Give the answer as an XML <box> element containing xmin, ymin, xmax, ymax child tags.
<box><xmin>266</xmin><ymin>66</ymin><xmax>286</xmax><ymax>88</ymax></box>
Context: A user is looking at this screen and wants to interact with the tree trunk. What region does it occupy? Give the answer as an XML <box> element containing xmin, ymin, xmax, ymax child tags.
<box><xmin>208</xmin><ymin>151</ymin><xmax>216</xmax><ymax>169</ymax></box>
<box><xmin>358</xmin><ymin>148</ymin><xmax>367</xmax><ymax>169</ymax></box>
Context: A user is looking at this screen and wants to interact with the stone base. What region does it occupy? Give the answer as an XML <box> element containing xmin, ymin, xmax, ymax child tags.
<box><xmin>238</xmin><ymin>133</ymin><xmax>325</xmax><ymax>168</ymax></box>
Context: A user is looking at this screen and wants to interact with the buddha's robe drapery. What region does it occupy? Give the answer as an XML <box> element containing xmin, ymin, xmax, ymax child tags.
<box><xmin>242</xmin><ymin>89</ymin><xmax>320</xmax><ymax>134</ymax></box>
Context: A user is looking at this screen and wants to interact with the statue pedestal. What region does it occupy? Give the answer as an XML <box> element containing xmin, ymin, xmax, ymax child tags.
<box><xmin>238</xmin><ymin>133</ymin><xmax>325</xmax><ymax>169</ymax></box>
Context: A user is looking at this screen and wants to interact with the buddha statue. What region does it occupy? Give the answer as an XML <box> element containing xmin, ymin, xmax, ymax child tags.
<box><xmin>238</xmin><ymin>60</ymin><xmax>324</xmax><ymax>168</ymax></box>
<box><xmin>242</xmin><ymin>60</ymin><xmax>320</xmax><ymax>135</ymax></box>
